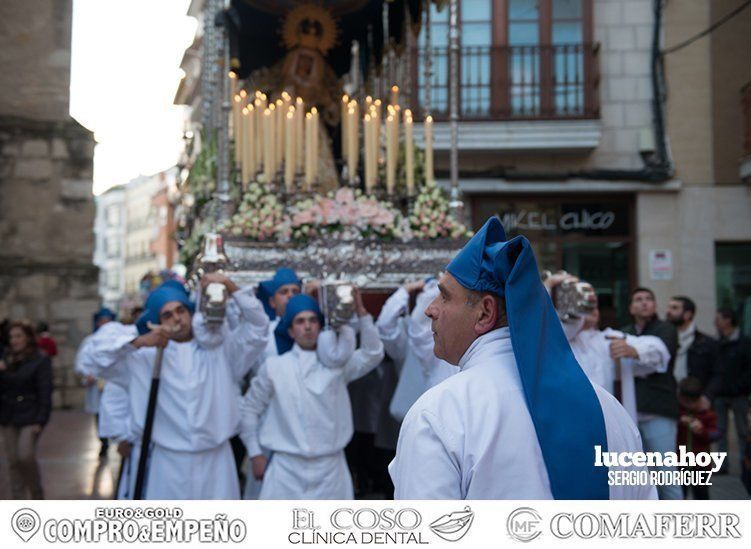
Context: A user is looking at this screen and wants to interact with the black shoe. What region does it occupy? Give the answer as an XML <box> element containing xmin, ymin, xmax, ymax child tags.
<box><xmin>99</xmin><ymin>445</ymin><xmax>109</xmax><ymax>458</ymax></box>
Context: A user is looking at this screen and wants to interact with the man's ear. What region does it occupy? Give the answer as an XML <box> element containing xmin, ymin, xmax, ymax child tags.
<box><xmin>288</xmin><ymin>326</ymin><xmax>295</xmax><ymax>338</ymax></box>
<box><xmin>474</xmin><ymin>294</ymin><xmax>499</xmax><ymax>336</ymax></box>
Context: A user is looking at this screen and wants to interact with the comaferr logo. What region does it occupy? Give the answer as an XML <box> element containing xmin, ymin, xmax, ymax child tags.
<box><xmin>507</xmin><ymin>507</ymin><xmax>542</xmax><ymax>542</ymax></box>
<box><xmin>429</xmin><ymin>506</ymin><xmax>475</xmax><ymax>542</ymax></box>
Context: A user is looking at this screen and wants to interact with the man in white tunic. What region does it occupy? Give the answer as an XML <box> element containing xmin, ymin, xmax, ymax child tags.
<box><xmin>75</xmin><ymin>307</ymin><xmax>117</xmax><ymax>457</ymax></box>
<box><xmin>255</xmin><ymin>267</ymin><xmax>303</xmax><ymax>361</ymax></box>
<box><xmin>544</xmin><ymin>274</ymin><xmax>671</xmax><ymax>404</ymax></box>
<box><xmin>389</xmin><ymin>217</ymin><xmax>656</xmax><ymax>500</ymax></box>
<box><xmin>239</xmin><ymin>293</ymin><xmax>384</xmax><ymax>499</ymax></box>
<box><xmin>377</xmin><ymin>280</ymin><xmax>455</xmax><ymax>422</ymax></box>
<box><xmin>89</xmin><ymin>275</ymin><xmax>268</xmax><ymax>499</ymax></box>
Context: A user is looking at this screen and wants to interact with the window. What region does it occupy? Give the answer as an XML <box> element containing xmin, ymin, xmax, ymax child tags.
<box><xmin>716</xmin><ymin>242</ymin><xmax>751</xmax><ymax>336</ymax></box>
<box><xmin>414</xmin><ymin>0</ymin><xmax>595</xmax><ymax>120</ymax></box>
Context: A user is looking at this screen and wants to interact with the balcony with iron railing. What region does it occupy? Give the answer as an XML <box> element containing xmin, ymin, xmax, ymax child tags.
<box><xmin>409</xmin><ymin>43</ymin><xmax>600</xmax><ymax>121</ymax></box>
<box><xmin>403</xmin><ymin>43</ymin><xmax>602</xmax><ymax>151</ymax></box>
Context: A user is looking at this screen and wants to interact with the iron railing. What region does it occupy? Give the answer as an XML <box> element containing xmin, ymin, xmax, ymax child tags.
<box><xmin>410</xmin><ymin>43</ymin><xmax>600</xmax><ymax>121</ymax></box>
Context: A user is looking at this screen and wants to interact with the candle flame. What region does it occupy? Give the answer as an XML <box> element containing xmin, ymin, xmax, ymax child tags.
<box><xmin>275</xmin><ymin>99</ymin><xmax>283</xmax><ymax>106</ymax></box>
<box><xmin>306</xmin><ymin>112</ymin><xmax>312</xmax><ymax>119</ymax></box>
<box><xmin>269</xmin><ymin>104</ymin><xmax>276</xmax><ymax>111</ymax></box>
<box><xmin>229</xmin><ymin>71</ymin><xmax>237</xmax><ymax>79</ymax></box>
<box><xmin>287</xmin><ymin>111</ymin><xmax>294</xmax><ymax>120</ymax></box>
<box><xmin>374</xmin><ymin>99</ymin><xmax>382</xmax><ymax>106</ymax></box>
<box><xmin>240</xmin><ymin>89</ymin><xmax>247</xmax><ymax>98</ymax></box>
<box><xmin>311</xmin><ymin>107</ymin><xmax>318</xmax><ymax>114</ymax></box>
<box><xmin>391</xmin><ymin>85</ymin><xmax>399</xmax><ymax>92</ymax></box>
<box><xmin>296</xmin><ymin>97</ymin><xmax>303</xmax><ymax>104</ymax></box>
<box><xmin>364</xmin><ymin>114</ymin><xmax>371</xmax><ymax>122</ymax></box>
<box><xmin>342</xmin><ymin>94</ymin><xmax>349</xmax><ymax>102</ymax></box>
<box><xmin>426</xmin><ymin>115</ymin><xmax>433</xmax><ymax>123</ymax></box>
<box><xmin>242</xmin><ymin>107</ymin><xmax>249</xmax><ymax>115</ymax></box>
<box><xmin>234</xmin><ymin>95</ymin><xmax>241</xmax><ymax>103</ymax></box>
<box><xmin>282</xmin><ymin>91</ymin><xmax>291</xmax><ymax>101</ymax></box>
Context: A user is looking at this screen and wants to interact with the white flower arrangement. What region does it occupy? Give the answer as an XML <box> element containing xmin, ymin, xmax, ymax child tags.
<box><xmin>409</xmin><ymin>180</ymin><xmax>472</xmax><ymax>240</ymax></box>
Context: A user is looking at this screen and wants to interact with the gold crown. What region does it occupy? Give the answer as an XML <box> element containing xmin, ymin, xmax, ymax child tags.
<box><xmin>281</xmin><ymin>4</ymin><xmax>338</xmax><ymax>54</ymax></box>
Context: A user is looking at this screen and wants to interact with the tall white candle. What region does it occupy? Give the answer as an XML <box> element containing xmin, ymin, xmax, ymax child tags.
<box><xmin>295</xmin><ymin>97</ymin><xmax>304</xmax><ymax>172</ymax></box>
<box><xmin>263</xmin><ymin>108</ymin><xmax>274</xmax><ymax>183</ymax></box>
<box><xmin>311</xmin><ymin>108</ymin><xmax>319</xmax><ymax>188</ymax></box>
<box><xmin>424</xmin><ymin>115</ymin><xmax>434</xmax><ymax>183</ymax></box>
<box><xmin>341</xmin><ymin>94</ymin><xmax>349</xmax><ymax>161</ymax></box>
<box><xmin>285</xmin><ymin>110</ymin><xmax>295</xmax><ymax>192</ymax></box>
<box><xmin>404</xmin><ymin>110</ymin><xmax>414</xmax><ymax>196</ymax></box>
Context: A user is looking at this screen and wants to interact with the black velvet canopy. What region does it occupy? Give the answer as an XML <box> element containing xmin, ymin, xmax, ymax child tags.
<box><xmin>225</xmin><ymin>0</ymin><xmax>439</xmax><ymax>79</ymax></box>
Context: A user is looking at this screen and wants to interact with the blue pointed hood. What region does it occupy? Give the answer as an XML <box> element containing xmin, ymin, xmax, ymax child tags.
<box><xmin>447</xmin><ymin>216</ymin><xmax>609</xmax><ymax>500</ymax></box>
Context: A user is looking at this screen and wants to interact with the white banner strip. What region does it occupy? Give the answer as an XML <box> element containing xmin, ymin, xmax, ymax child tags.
<box><xmin>1</xmin><ymin>500</ymin><xmax>749</xmax><ymax>549</ymax></box>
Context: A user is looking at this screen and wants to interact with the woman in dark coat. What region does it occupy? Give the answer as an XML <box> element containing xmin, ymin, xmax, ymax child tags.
<box><xmin>0</xmin><ymin>320</ymin><xmax>53</xmax><ymax>499</ymax></box>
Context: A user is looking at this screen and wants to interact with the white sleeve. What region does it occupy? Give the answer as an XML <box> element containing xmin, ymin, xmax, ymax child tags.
<box><xmin>317</xmin><ymin>325</ymin><xmax>357</xmax><ymax>369</ymax></box>
<box><xmin>74</xmin><ymin>335</ymin><xmax>96</xmax><ymax>377</ymax></box>
<box><xmin>342</xmin><ymin>315</ymin><xmax>385</xmax><ymax>383</ymax></box>
<box><xmin>88</xmin><ymin>322</ymin><xmax>141</xmax><ymax>386</ymax></box>
<box><xmin>376</xmin><ymin>288</ymin><xmax>409</xmax><ymax>365</ymax></box>
<box><xmin>390</xmin><ymin>408</ymin><xmax>462</xmax><ymax>499</ymax></box>
<box><xmin>625</xmin><ymin>334</ymin><xmax>670</xmax><ymax>377</ymax></box>
<box><xmin>408</xmin><ymin>301</ymin><xmax>439</xmax><ymax>381</ymax></box>
<box><xmin>193</xmin><ymin>286</ymin><xmax>270</xmax><ymax>382</ymax></box>
<box><xmin>239</xmin><ymin>363</ymin><xmax>274</xmax><ymax>458</ymax></box>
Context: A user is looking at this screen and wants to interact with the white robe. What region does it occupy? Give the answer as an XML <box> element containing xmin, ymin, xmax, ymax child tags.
<box><xmin>242</xmin><ymin>318</ymin><xmax>281</xmax><ymax>500</ymax></box>
<box><xmin>377</xmin><ymin>285</ymin><xmax>455</xmax><ymax>423</ymax></box>
<box><xmin>239</xmin><ymin>315</ymin><xmax>384</xmax><ymax>499</ymax></box>
<box><xmin>389</xmin><ymin>327</ymin><xmax>657</xmax><ymax>500</ymax></box>
<box><xmin>75</xmin><ymin>335</ymin><xmax>103</xmax><ymax>415</ymax></box>
<box><xmin>89</xmin><ymin>286</ymin><xmax>269</xmax><ymax>499</ymax></box>
<box><xmin>567</xmin><ymin>326</ymin><xmax>671</xmax><ymax>422</ymax></box>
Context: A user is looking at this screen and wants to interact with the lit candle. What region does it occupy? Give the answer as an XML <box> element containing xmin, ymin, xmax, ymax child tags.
<box><xmin>295</xmin><ymin>97</ymin><xmax>304</xmax><ymax>173</ymax></box>
<box><xmin>347</xmin><ymin>101</ymin><xmax>359</xmax><ymax>185</ymax></box>
<box><xmin>404</xmin><ymin>109</ymin><xmax>414</xmax><ymax>196</ymax></box>
<box><xmin>305</xmin><ymin>112</ymin><xmax>313</xmax><ymax>191</ymax></box>
<box><xmin>233</xmin><ymin>95</ymin><xmax>243</xmax><ymax>167</ymax></box>
<box><xmin>341</xmin><ymin>94</ymin><xmax>349</xmax><ymax>161</ymax></box>
<box><xmin>424</xmin><ymin>115</ymin><xmax>434</xmax><ymax>183</ymax></box>
<box><xmin>254</xmin><ymin>97</ymin><xmax>263</xmax><ymax>174</ymax></box>
<box><xmin>363</xmin><ymin>113</ymin><xmax>372</xmax><ymax>192</ymax></box>
<box><xmin>275</xmin><ymin>99</ymin><xmax>284</xmax><ymax>172</ymax></box>
<box><xmin>263</xmin><ymin>108</ymin><xmax>274</xmax><ymax>183</ymax></box>
<box><xmin>241</xmin><ymin>106</ymin><xmax>249</xmax><ymax>184</ymax></box>
<box><xmin>386</xmin><ymin>114</ymin><xmax>396</xmax><ymax>195</ymax></box>
<box><xmin>285</xmin><ymin>110</ymin><xmax>295</xmax><ymax>192</ymax></box>
<box><xmin>311</xmin><ymin>107</ymin><xmax>319</xmax><ymax>188</ymax></box>
<box><xmin>246</xmin><ymin>104</ymin><xmax>256</xmax><ymax>179</ymax></box>
<box><xmin>391</xmin><ymin>85</ymin><xmax>399</xmax><ymax>106</ymax></box>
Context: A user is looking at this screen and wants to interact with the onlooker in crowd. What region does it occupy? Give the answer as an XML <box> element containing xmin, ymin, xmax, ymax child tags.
<box><xmin>35</xmin><ymin>322</ymin><xmax>58</xmax><ymax>360</ymax></box>
<box><xmin>621</xmin><ymin>287</ymin><xmax>681</xmax><ymax>499</ymax></box>
<box><xmin>666</xmin><ymin>296</ymin><xmax>720</xmax><ymax>395</ymax></box>
<box><xmin>0</xmin><ymin>321</ymin><xmax>53</xmax><ymax>499</ymax></box>
<box><xmin>676</xmin><ymin>376</ymin><xmax>719</xmax><ymax>500</ymax></box>
<box><xmin>713</xmin><ymin>308</ymin><xmax>751</xmax><ymax>473</ymax></box>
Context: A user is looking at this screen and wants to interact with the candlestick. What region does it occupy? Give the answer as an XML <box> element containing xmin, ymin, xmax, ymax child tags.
<box><xmin>386</xmin><ymin>114</ymin><xmax>396</xmax><ymax>195</ymax></box>
<box><xmin>305</xmin><ymin>112</ymin><xmax>313</xmax><ymax>191</ymax></box>
<box><xmin>285</xmin><ymin>110</ymin><xmax>295</xmax><ymax>192</ymax></box>
<box><xmin>424</xmin><ymin>115</ymin><xmax>434</xmax><ymax>183</ymax></box>
<box><xmin>311</xmin><ymin>108</ymin><xmax>319</xmax><ymax>189</ymax></box>
<box><xmin>275</xmin><ymin>99</ymin><xmax>284</xmax><ymax>172</ymax></box>
<box><xmin>295</xmin><ymin>97</ymin><xmax>304</xmax><ymax>173</ymax></box>
<box><xmin>246</xmin><ymin>104</ymin><xmax>256</xmax><ymax>179</ymax></box>
<box><xmin>233</xmin><ymin>95</ymin><xmax>242</xmax><ymax>167</ymax></box>
<box><xmin>404</xmin><ymin>110</ymin><xmax>414</xmax><ymax>196</ymax></box>
<box><xmin>347</xmin><ymin>101</ymin><xmax>359</xmax><ymax>185</ymax></box>
<box><xmin>341</xmin><ymin>94</ymin><xmax>349</xmax><ymax>161</ymax></box>
<box><xmin>263</xmin><ymin>108</ymin><xmax>274</xmax><ymax>184</ymax></box>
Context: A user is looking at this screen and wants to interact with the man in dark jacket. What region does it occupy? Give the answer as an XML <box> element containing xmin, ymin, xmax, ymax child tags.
<box><xmin>714</xmin><ymin>308</ymin><xmax>751</xmax><ymax>467</ymax></box>
<box><xmin>620</xmin><ymin>287</ymin><xmax>680</xmax><ymax>499</ymax></box>
<box><xmin>666</xmin><ymin>296</ymin><xmax>720</xmax><ymax>396</ymax></box>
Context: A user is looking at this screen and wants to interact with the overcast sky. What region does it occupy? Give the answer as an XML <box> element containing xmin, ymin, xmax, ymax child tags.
<box><xmin>70</xmin><ymin>0</ymin><xmax>197</xmax><ymax>195</ymax></box>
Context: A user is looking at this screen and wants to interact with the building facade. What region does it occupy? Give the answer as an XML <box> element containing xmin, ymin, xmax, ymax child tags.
<box><xmin>121</xmin><ymin>168</ymin><xmax>180</xmax><ymax>299</ymax></box>
<box><xmin>176</xmin><ymin>0</ymin><xmax>751</xmax><ymax>333</ymax></box>
<box><xmin>94</xmin><ymin>185</ymin><xmax>126</xmax><ymax>310</ymax></box>
<box><xmin>0</xmin><ymin>0</ymin><xmax>98</xmax><ymax>375</ymax></box>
